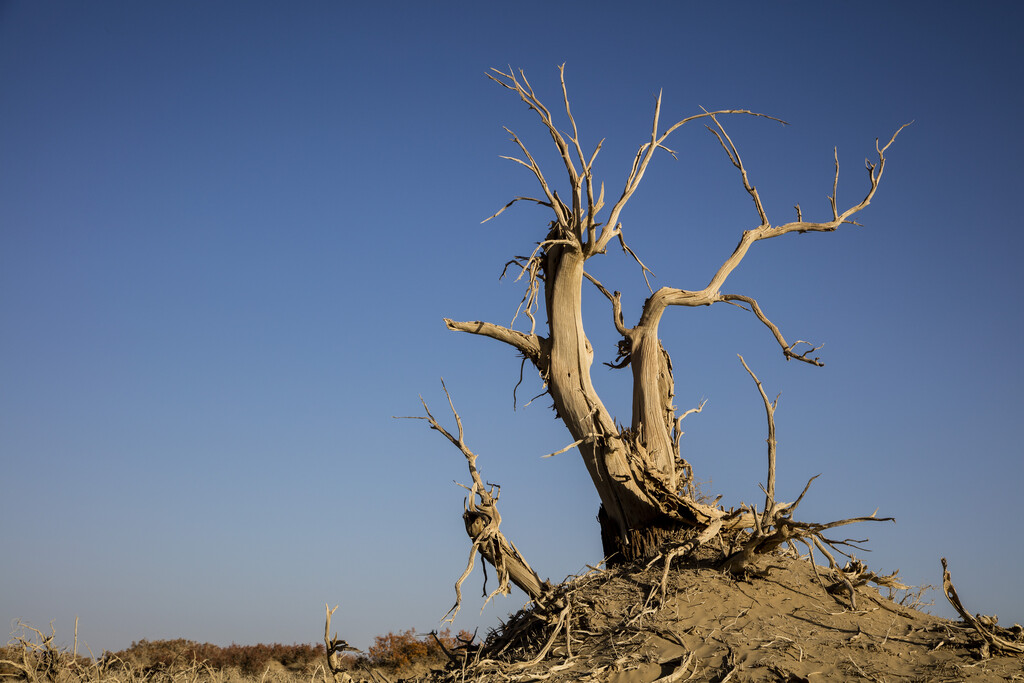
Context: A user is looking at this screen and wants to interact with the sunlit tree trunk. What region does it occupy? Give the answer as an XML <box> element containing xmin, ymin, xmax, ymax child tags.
<box><xmin>441</xmin><ymin>66</ymin><xmax>905</xmax><ymax>564</ymax></box>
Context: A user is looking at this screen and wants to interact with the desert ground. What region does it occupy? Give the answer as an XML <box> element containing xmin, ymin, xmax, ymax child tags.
<box><xmin>386</xmin><ymin>548</ymin><xmax>1024</xmax><ymax>682</ymax></box>
<box><xmin>6</xmin><ymin>547</ymin><xmax>1024</xmax><ymax>683</ymax></box>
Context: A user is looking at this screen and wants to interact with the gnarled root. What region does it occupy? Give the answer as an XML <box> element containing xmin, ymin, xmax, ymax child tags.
<box><xmin>942</xmin><ymin>558</ymin><xmax>1024</xmax><ymax>657</ymax></box>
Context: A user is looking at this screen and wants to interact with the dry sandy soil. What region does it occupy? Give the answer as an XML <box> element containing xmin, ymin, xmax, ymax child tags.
<box><xmin>387</xmin><ymin>549</ymin><xmax>1023</xmax><ymax>683</ymax></box>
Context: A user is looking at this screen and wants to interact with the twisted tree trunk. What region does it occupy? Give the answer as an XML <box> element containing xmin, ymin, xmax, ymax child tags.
<box><xmin>540</xmin><ymin>243</ymin><xmax>674</xmax><ymax>560</ymax></box>
<box><xmin>440</xmin><ymin>66</ymin><xmax>905</xmax><ymax>565</ymax></box>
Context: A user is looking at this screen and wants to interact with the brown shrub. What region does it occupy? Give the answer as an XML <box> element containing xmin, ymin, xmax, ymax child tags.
<box><xmin>365</xmin><ymin>628</ymin><xmax>473</xmax><ymax>671</ymax></box>
<box><xmin>3</xmin><ymin>620</ymin><xmax>472</xmax><ymax>682</ymax></box>
<box><xmin>107</xmin><ymin>639</ymin><xmax>323</xmax><ymax>676</ymax></box>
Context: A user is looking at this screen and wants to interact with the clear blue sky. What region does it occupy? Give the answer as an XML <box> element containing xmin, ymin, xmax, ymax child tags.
<box><xmin>2</xmin><ymin>1</ymin><xmax>1022</xmax><ymax>654</ymax></box>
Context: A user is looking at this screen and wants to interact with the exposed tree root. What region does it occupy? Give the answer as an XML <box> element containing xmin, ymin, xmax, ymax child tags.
<box><xmin>381</xmin><ymin>547</ymin><xmax>1011</xmax><ymax>683</ymax></box>
<box><xmin>402</xmin><ymin>357</ymin><xmax>900</xmax><ymax>635</ymax></box>
<box><xmin>942</xmin><ymin>558</ymin><xmax>1024</xmax><ymax>657</ymax></box>
<box><xmin>320</xmin><ymin>64</ymin><xmax>1019</xmax><ymax>682</ymax></box>
<box><xmin>707</xmin><ymin>358</ymin><xmax>896</xmax><ymax>610</ymax></box>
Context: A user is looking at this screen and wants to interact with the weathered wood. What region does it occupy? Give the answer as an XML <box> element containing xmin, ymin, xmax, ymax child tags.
<box><xmin>942</xmin><ymin>558</ymin><xmax>1024</xmax><ymax>656</ymax></box>
<box><xmin>464</xmin><ymin>507</ymin><xmax>547</xmax><ymax>601</ymax></box>
<box><xmin>403</xmin><ymin>383</ymin><xmax>550</xmax><ymax>617</ymax></box>
<box><xmin>441</xmin><ymin>67</ymin><xmax>905</xmax><ymax>564</ymax></box>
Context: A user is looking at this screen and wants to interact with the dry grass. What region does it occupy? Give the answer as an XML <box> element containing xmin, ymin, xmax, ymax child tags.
<box><xmin>9</xmin><ymin>552</ymin><xmax>1024</xmax><ymax>683</ymax></box>
<box><xmin>0</xmin><ymin>621</ymin><xmax>326</xmax><ymax>683</ymax></box>
<box><xmin>0</xmin><ymin>620</ymin><xmax>467</xmax><ymax>683</ymax></box>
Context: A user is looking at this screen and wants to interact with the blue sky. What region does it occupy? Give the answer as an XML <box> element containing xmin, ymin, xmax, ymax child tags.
<box><xmin>2</xmin><ymin>1</ymin><xmax>1022</xmax><ymax>654</ymax></box>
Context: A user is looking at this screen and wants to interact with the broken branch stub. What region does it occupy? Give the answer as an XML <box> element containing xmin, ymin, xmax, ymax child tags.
<box><xmin>323</xmin><ymin>604</ymin><xmax>359</xmax><ymax>683</ymax></box>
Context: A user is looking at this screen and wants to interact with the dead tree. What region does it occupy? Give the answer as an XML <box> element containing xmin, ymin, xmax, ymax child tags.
<box><xmin>429</xmin><ymin>66</ymin><xmax>906</xmax><ymax>568</ymax></box>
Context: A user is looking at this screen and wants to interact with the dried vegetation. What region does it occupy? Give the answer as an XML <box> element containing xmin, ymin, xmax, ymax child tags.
<box><xmin>323</xmin><ymin>553</ymin><xmax>1024</xmax><ymax>682</ymax></box>
<box><xmin>0</xmin><ymin>620</ymin><xmax>328</xmax><ymax>683</ymax></box>
<box><xmin>0</xmin><ymin>621</ymin><xmax>470</xmax><ymax>683</ymax></box>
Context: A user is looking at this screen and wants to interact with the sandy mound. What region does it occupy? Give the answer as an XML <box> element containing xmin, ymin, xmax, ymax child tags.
<box><xmin>410</xmin><ymin>549</ymin><xmax>1023</xmax><ymax>682</ymax></box>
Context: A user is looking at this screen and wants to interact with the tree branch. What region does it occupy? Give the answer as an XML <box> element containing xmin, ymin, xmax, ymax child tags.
<box><xmin>617</xmin><ymin>231</ymin><xmax>655</xmax><ymax>293</ymax></box>
<box><xmin>582</xmin><ymin>270</ymin><xmax>630</xmax><ymax>336</ymax></box>
<box><xmin>444</xmin><ymin>318</ymin><xmax>544</xmax><ymax>360</ymax></box>
<box><xmin>490</xmin><ymin>66</ymin><xmax>786</xmax><ymax>264</ymax></box>
<box><xmin>942</xmin><ymin>558</ymin><xmax>1024</xmax><ymax>656</ymax></box>
<box><xmin>723</xmin><ymin>294</ymin><xmax>825</xmax><ymax>366</ymax></box>
<box><xmin>704</xmin><ymin>111</ymin><xmax>769</xmax><ymax>227</ymax></box>
<box><xmin>596</xmin><ymin>103</ymin><xmax>786</xmax><ymax>254</ymax></box>
<box><xmin>324</xmin><ymin>605</ymin><xmax>359</xmax><ymax>683</ymax></box>
<box><xmin>399</xmin><ymin>381</ymin><xmax>548</xmax><ymax>622</ymax></box>
<box><xmin>558</xmin><ymin>64</ymin><xmax>589</xmax><ymax>229</ymax></box>
<box><xmin>702</xmin><ymin>123</ymin><xmax>911</xmax><ymax>296</ymax></box>
<box><xmin>499</xmin><ymin>128</ymin><xmax>569</xmax><ymax>229</ymax></box>
<box><xmin>629</xmin><ymin>124</ymin><xmax>908</xmax><ymax>365</ymax></box>
<box><xmin>671</xmin><ymin>398</ymin><xmax>706</xmax><ymax>483</ymax></box>
<box><xmin>481</xmin><ymin>196</ymin><xmax>552</xmax><ymax>224</ymax></box>
<box><xmin>489</xmin><ymin>68</ymin><xmax>583</xmax><ymax>239</ymax></box>
<box><xmin>737</xmin><ymin>355</ymin><xmax>778</xmax><ymax>518</ymax></box>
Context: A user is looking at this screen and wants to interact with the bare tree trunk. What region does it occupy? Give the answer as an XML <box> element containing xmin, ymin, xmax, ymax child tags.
<box><xmin>540</xmin><ymin>243</ymin><xmax>680</xmax><ymax>561</ymax></box>
<box><xmin>439</xmin><ymin>66</ymin><xmax>906</xmax><ymax>565</ymax></box>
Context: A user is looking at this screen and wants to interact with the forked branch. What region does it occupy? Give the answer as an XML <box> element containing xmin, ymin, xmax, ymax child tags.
<box><xmin>632</xmin><ymin>123</ymin><xmax>908</xmax><ymax>367</ymax></box>
<box><xmin>488</xmin><ymin>66</ymin><xmax>787</xmax><ymax>261</ymax></box>
<box><xmin>598</xmin><ymin>99</ymin><xmax>786</xmax><ymax>256</ymax></box>
<box><xmin>724</xmin><ymin>295</ymin><xmax>824</xmax><ymax>366</ymax></box>
<box><xmin>702</xmin><ymin>122</ymin><xmax>911</xmax><ymax>297</ymax></box>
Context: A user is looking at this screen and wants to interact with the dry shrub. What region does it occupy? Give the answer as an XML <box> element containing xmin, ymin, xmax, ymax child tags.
<box><xmin>0</xmin><ymin>620</ymin><xmax>95</xmax><ymax>683</ymax></box>
<box><xmin>365</xmin><ymin>628</ymin><xmax>472</xmax><ymax>671</ymax></box>
<box><xmin>3</xmin><ymin>621</ymin><xmax>474</xmax><ymax>683</ymax></box>
<box><xmin>1</xmin><ymin>621</ymin><xmax>325</xmax><ymax>683</ymax></box>
<box><xmin>107</xmin><ymin>639</ymin><xmax>323</xmax><ymax>676</ymax></box>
